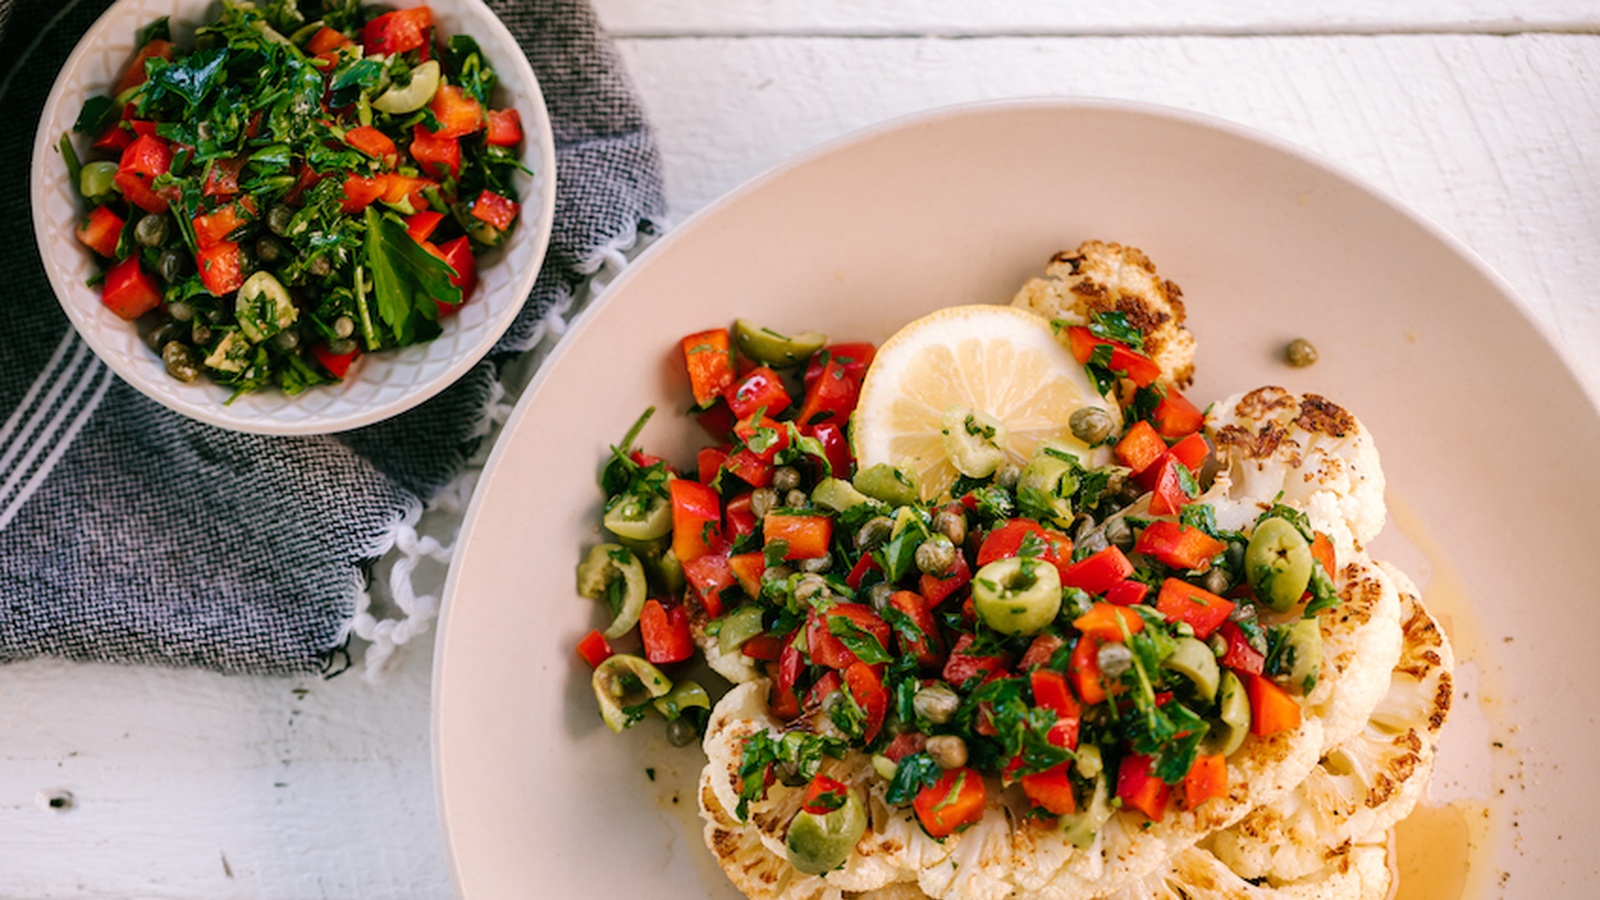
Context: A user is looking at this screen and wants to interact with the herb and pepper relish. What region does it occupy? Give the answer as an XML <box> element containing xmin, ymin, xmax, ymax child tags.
<box><xmin>64</xmin><ymin>0</ymin><xmax>526</xmax><ymax>398</ymax></box>
<box><xmin>579</xmin><ymin>312</ymin><xmax>1340</xmax><ymax>843</ymax></box>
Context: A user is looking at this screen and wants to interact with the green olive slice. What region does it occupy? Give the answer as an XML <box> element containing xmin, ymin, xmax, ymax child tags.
<box><xmin>603</xmin><ymin>490</ymin><xmax>672</xmax><ymax>542</ymax></box>
<box><xmin>651</xmin><ymin>678</ymin><xmax>710</xmax><ymax>721</ymax></box>
<box><xmin>575</xmin><ymin>543</ymin><xmax>649</xmax><ymax>639</ymax></box>
<box><xmin>1161</xmin><ymin>636</ymin><xmax>1220</xmax><ymax>702</ymax></box>
<box><xmin>235</xmin><ymin>271</ymin><xmax>297</xmax><ymax>343</ymax></box>
<box><xmin>852</xmin><ymin>462</ymin><xmax>920</xmax><ymax>507</ymax></box>
<box><xmin>1245</xmin><ymin>516</ymin><xmax>1315</xmax><ymax>611</ymax></box>
<box><xmin>1201</xmin><ymin>670</ymin><xmax>1251</xmax><ymax>757</ymax></box>
<box><xmin>785</xmin><ymin>790</ymin><xmax>867</xmax><ymax>875</ymax></box>
<box><xmin>972</xmin><ymin>556</ymin><xmax>1062</xmax><ymax>636</ymax></box>
<box><xmin>940</xmin><ymin>404</ymin><xmax>1009</xmax><ymax>478</ymax></box>
<box><xmin>1277</xmin><ymin>617</ymin><xmax>1324</xmax><ymax>694</ymax></box>
<box><xmin>733</xmin><ymin>318</ymin><xmax>827</xmax><ymax>368</ymax></box>
<box><xmin>810</xmin><ymin>477</ymin><xmax>879</xmax><ymax>515</ymax></box>
<box><xmin>1060</xmin><ymin>771</ymin><xmax>1112</xmax><ymax>849</ymax></box>
<box><xmin>716</xmin><ymin>606</ymin><xmax>766</xmax><ymax>655</ymax></box>
<box><xmin>591</xmin><ymin>654</ymin><xmax>672</xmax><ymax>732</ymax></box>
<box><xmin>1017</xmin><ymin>451</ymin><xmax>1079</xmax><ymax>526</ymax></box>
<box><xmin>79</xmin><ymin>160</ymin><xmax>119</xmax><ymax>203</ymax></box>
<box><xmin>372</xmin><ymin>58</ymin><xmax>441</xmax><ymax>114</ymax></box>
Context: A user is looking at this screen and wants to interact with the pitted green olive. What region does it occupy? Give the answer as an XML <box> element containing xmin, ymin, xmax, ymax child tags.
<box><xmin>733</xmin><ymin>318</ymin><xmax>827</xmax><ymax>368</ymax></box>
<box><xmin>940</xmin><ymin>404</ymin><xmax>1009</xmax><ymax>478</ymax></box>
<box><xmin>235</xmin><ymin>271</ymin><xmax>297</xmax><ymax>343</ymax></box>
<box><xmin>852</xmin><ymin>462</ymin><xmax>920</xmax><ymax>507</ymax></box>
<box><xmin>372</xmin><ymin>59</ymin><xmax>441</xmax><ymax>113</ymax></box>
<box><xmin>1162</xmin><ymin>636</ymin><xmax>1220</xmax><ymax>702</ymax></box>
<box><xmin>1277</xmin><ymin>617</ymin><xmax>1324</xmax><ymax>694</ymax></box>
<box><xmin>1201</xmin><ymin>670</ymin><xmax>1251</xmax><ymax>757</ymax></box>
<box><xmin>1246</xmin><ymin>517</ymin><xmax>1315</xmax><ymax>611</ymax></box>
<box><xmin>603</xmin><ymin>490</ymin><xmax>672</xmax><ymax>542</ymax></box>
<box><xmin>785</xmin><ymin>790</ymin><xmax>867</xmax><ymax>875</ymax></box>
<box><xmin>576</xmin><ymin>543</ymin><xmax>649</xmax><ymax>639</ymax></box>
<box><xmin>1017</xmin><ymin>451</ymin><xmax>1078</xmax><ymax>525</ymax></box>
<box><xmin>651</xmin><ymin>678</ymin><xmax>710</xmax><ymax>721</ymax></box>
<box><xmin>972</xmin><ymin>556</ymin><xmax>1062</xmax><ymax>636</ymax></box>
<box><xmin>79</xmin><ymin>160</ymin><xmax>119</xmax><ymax>203</ymax></box>
<box><xmin>591</xmin><ymin>654</ymin><xmax>672</xmax><ymax>732</ymax></box>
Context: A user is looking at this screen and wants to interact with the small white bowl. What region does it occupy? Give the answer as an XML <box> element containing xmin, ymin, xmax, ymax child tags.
<box><xmin>31</xmin><ymin>0</ymin><xmax>556</xmax><ymax>434</ymax></box>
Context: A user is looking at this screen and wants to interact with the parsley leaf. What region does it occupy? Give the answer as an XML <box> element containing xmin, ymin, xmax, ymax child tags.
<box><xmin>363</xmin><ymin>207</ymin><xmax>460</xmax><ymax>346</ymax></box>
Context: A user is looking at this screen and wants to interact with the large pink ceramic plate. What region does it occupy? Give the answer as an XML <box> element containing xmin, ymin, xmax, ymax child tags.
<box><xmin>433</xmin><ymin>99</ymin><xmax>1600</xmax><ymax>897</ymax></box>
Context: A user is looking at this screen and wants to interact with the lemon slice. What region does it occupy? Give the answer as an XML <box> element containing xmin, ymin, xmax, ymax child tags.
<box><xmin>852</xmin><ymin>304</ymin><xmax>1117</xmax><ymax>501</ymax></box>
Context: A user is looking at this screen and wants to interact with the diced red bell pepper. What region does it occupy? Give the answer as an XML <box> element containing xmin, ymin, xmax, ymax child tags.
<box><xmin>1019</xmin><ymin>632</ymin><xmax>1066</xmax><ymax>670</ymax></box>
<box><xmin>682</xmin><ymin>552</ymin><xmax>735</xmax><ymax>617</ymax></box>
<box><xmin>888</xmin><ymin>590</ymin><xmax>943</xmax><ymax>668</ymax></box>
<box><xmin>740</xmin><ymin>634</ymin><xmax>783</xmax><ymax>661</ymax></box>
<box><xmin>1020</xmin><ymin>764</ymin><xmax>1078</xmax><ymax>816</ymax></box>
<box><xmin>1146</xmin><ymin>456</ymin><xmax>1196</xmax><ymax>517</ymax></box>
<box><xmin>1151</xmin><ymin>389</ymin><xmax>1205</xmax><ymax>438</ymax></box>
<box><xmin>668</xmin><ymin>478</ymin><xmax>723</xmax><ymax>564</ymax></box>
<box><xmin>345</xmin><ymin>125</ymin><xmax>398</xmax><ymax>166</ymax></box>
<box><xmin>380</xmin><ymin>174</ymin><xmax>435</xmax><ymax>208</ymax></box>
<box><xmin>1244</xmin><ymin>673</ymin><xmax>1303</xmax><ymax>735</ymax></box>
<box><xmin>727</xmin><ymin>550</ymin><xmax>766</xmax><ymax>597</ymax></box>
<box><xmin>485</xmin><ymin>107</ymin><xmax>523</xmax><ymax>146</ymax></box>
<box><xmin>192</xmin><ymin>203</ymin><xmax>249</xmax><ymax>250</ymax></box>
<box><xmin>361</xmin><ymin>6</ymin><xmax>433</xmax><ymax>55</ymax></box>
<box><xmin>682</xmin><ymin>329</ymin><xmax>735</xmax><ymax>407</ymax></box>
<box><xmin>311</xmin><ymin>342</ymin><xmax>361</xmax><ymax>378</ymax></box>
<box><xmin>429</xmin><ymin>84</ymin><xmax>485</xmax><ymax>138</ymax></box>
<box><xmin>1065</xmin><ymin>326</ymin><xmax>1162</xmax><ymax>387</ymax></box>
<box><xmin>1311</xmin><ymin>530</ymin><xmax>1337</xmax><ymax>579</ymax></box>
<box><xmin>1114</xmin><ymin>419</ymin><xmax>1167</xmax><ymax>475</ymax></box>
<box><xmin>1153</xmin><ymin>578</ymin><xmax>1234</xmax><ymax>640</ymax></box>
<box><xmin>340</xmin><ymin>174</ymin><xmax>387</xmax><ymax>213</ymax></box>
<box><xmin>470</xmin><ymin>190</ymin><xmax>520</xmax><ymax>232</ymax></box>
<box><xmin>1104</xmin><ymin>579</ymin><xmax>1150</xmax><ymax>607</ymax></box>
<box><xmin>803</xmin><ymin>421</ymin><xmax>852</xmax><ymax>479</ymax></box>
<box><xmin>1116</xmin><ymin>753</ymin><xmax>1171</xmax><ymax>821</ymax></box>
<box><xmin>843</xmin><ymin>661</ymin><xmax>888</xmax><ymax>742</ymax></box>
<box><xmin>1059</xmin><ymin>546</ymin><xmax>1134</xmax><ymax>595</ymax></box>
<box><xmin>75</xmin><ymin>206</ymin><xmax>124</xmax><ymax>258</ymax></box>
<box><xmin>977</xmin><ymin>519</ymin><xmax>1073</xmax><ymax>581</ymax></box>
<box><xmin>734</xmin><ymin>414</ymin><xmax>790</xmax><ymax>461</ymax></box>
<box><xmin>118</xmin><ymin>133</ymin><xmax>171</xmax><ymax>178</ymax></box>
<box><xmin>913</xmin><ymin>766</ymin><xmax>987</xmax><ymax>837</ymax></box>
<box><xmin>1216</xmin><ymin>621</ymin><xmax>1265</xmax><ymax>676</ymax></box>
<box><xmin>575</xmin><ymin>628</ymin><xmax>614</xmax><ymax>668</ymax></box>
<box><xmin>1177</xmin><ymin>754</ymin><xmax>1228</xmax><ymax>810</ymax></box>
<box><xmin>100</xmin><ymin>256</ymin><xmax>162</xmax><ymax>320</ymax></box>
<box><xmin>202</xmin><ymin>157</ymin><xmax>245</xmax><ymax>198</ymax></box>
<box><xmin>883</xmin><ymin>731</ymin><xmax>927</xmax><ymax>762</ymax></box>
<box><xmin>844</xmin><ymin>553</ymin><xmax>881</xmax><ymax>589</ymax></box>
<box><xmin>803</xmin><ymin>342</ymin><xmax>876</xmax><ymax>389</ymax></box>
<box><xmin>307</xmin><ymin>25</ymin><xmax>354</xmax><ymax>55</ymax></box>
<box><xmin>696</xmin><ymin>446</ymin><xmax>728</xmax><ymax>485</ymax></box>
<box><xmin>196</xmin><ymin>241</ymin><xmax>244</xmax><ymax>296</ymax></box>
<box><xmin>1068</xmin><ymin>635</ymin><xmax>1107</xmax><ymax>704</ymax></box>
<box><xmin>639</xmin><ymin>599</ymin><xmax>694</xmax><ymax>664</ymax></box>
<box><xmin>1134</xmin><ymin>520</ymin><xmax>1225</xmax><ymax>572</ymax></box>
<box><xmin>725</xmin><ymin>366</ymin><xmax>792</xmax><ymax>420</ymax></box>
<box><xmin>722</xmin><ymin>447</ymin><xmax>772</xmax><ymax>488</ymax></box>
<box><xmin>114</xmin><ymin>170</ymin><xmax>169</xmax><ymax>214</ymax></box>
<box><xmin>281</xmin><ymin>163</ymin><xmax>326</xmax><ymax>205</ymax></box>
<box><xmin>1168</xmin><ymin>432</ymin><xmax>1210</xmax><ymax>471</ymax></box>
<box><xmin>92</xmin><ymin>121</ymin><xmax>133</xmax><ymax>153</ymax></box>
<box><xmin>405</xmin><ymin>209</ymin><xmax>445</xmax><ymax>243</ymax></box>
<box><xmin>795</xmin><ymin>356</ymin><xmax>860</xmax><ymax>427</ymax></box>
<box><xmin>807</xmin><ymin>603</ymin><xmax>892</xmax><ymax>669</ymax></box>
<box><xmin>409</xmin><ymin>125</ymin><xmax>460</xmax><ymax>177</ymax></box>
<box><xmin>434</xmin><ymin>235</ymin><xmax>478</xmax><ymax>309</ymax></box>
<box><xmin>1029</xmin><ymin>668</ymin><xmax>1081</xmax><ymax>750</ymax></box>
<box><xmin>942</xmin><ymin>633</ymin><xmax>1012</xmax><ymax>686</ymax></box>
<box><xmin>800</xmin><ymin>775</ymin><xmax>852</xmax><ymax>815</ymax></box>
<box><xmin>1072</xmin><ymin>602</ymin><xmax>1145</xmax><ymax>643</ymax></box>
<box><xmin>723</xmin><ymin>492</ymin><xmax>757</xmax><ymax>542</ymax></box>
<box><xmin>115</xmin><ymin>39</ymin><xmax>175</xmax><ymax>95</ymax></box>
<box><xmin>918</xmin><ymin>552</ymin><xmax>971</xmax><ymax>608</ymax></box>
<box><xmin>763</xmin><ymin>513</ymin><xmax>831</xmax><ymax>560</ymax></box>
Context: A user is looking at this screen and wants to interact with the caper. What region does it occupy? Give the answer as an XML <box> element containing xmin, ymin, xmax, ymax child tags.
<box><xmin>1103</xmin><ymin>516</ymin><xmax>1134</xmax><ymax>549</ymax></box>
<box><xmin>1069</xmin><ymin>406</ymin><xmax>1116</xmax><ymax>446</ymax></box>
<box><xmin>157</xmin><ymin>248</ymin><xmax>187</xmax><ymax>283</ymax></box>
<box><xmin>329</xmin><ymin>338</ymin><xmax>359</xmax><ymax>356</ymax></box>
<box><xmin>1203</xmin><ymin>567</ymin><xmax>1230</xmax><ymax>596</ymax></box>
<box><xmin>912</xmin><ymin>683</ymin><xmax>960</xmax><ymax>724</ymax></box>
<box><xmin>1245</xmin><ymin>517</ymin><xmax>1315</xmax><ymax>611</ymax></box>
<box><xmin>750</xmin><ymin>487</ymin><xmax>779</xmax><ymax>518</ymax></box>
<box><xmin>665</xmin><ymin>717</ymin><xmax>698</xmax><ymax>747</ymax></box>
<box><xmin>191</xmin><ymin>322</ymin><xmax>213</xmax><ymax>345</ymax></box>
<box><xmin>796</xmin><ymin>552</ymin><xmax>832</xmax><ymax>574</ymax></box>
<box><xmin>972</xmin><ymin>556</ymin><xmax>1062</xmax><ymax>636</ymax></box>
<box><xmin>866</xmin><ymin>582</ymin><xmax>892</xmax><ymax>613</ymax></box>
<box><xmin>1285</xmin><ymin>338</ymin><xmax>1318</xmax><ymax>368</ymax></box>
<box><xmin>267</xmin><ymin>204</ymin><xmax>294</xmax><ymax>237</ymax></box>
<box><xmin>144</xmin><ymin>320</ymin><xmax>184</xmax><ymax>352</ymax></box>
<box><xmin>915</xmin><ymin>535</ymin><xmax>957</xmax><ymax>577</ymax></box>
<box><xmin>784</xmin><ymin>489</ymin><xmax>809</xmax><ymax>509</ymax></box>
<box><xmin>160</xmin><ymin>341</ymin><xmax>200</xmax><ymax>382</ymax></box>
<box><xmin>925</xmin><ymin>735</ymin><xmax>969</xmax><ymax>769</ymax></box>
<box><xmin>772</xmin><ymin>466</ymin><xmax>802</xmax><ymax>493</ymax></box>
<box><xmin>762</xmin><ymin>564</ymin><xmax>794</xmax><ymax>585</ymax></box>
<box><xmin>994</xmin><ymin>462</ymin><xmax>1021</xmax><ymax>489</ymax></box>
<box><xmin>1096</xmin><ymin>642</ymin><xmax>1133</xmax><ymax>679</ymax></box>
<box><xmin>1077</xmin><ymin>528</ymin><xmax>1109</xmax><ymax>555</ymax></box>
<box><xmin>255</xmin><ymin>235</ymin><xmax>285</xmax><ymax>264</ymax></box>
<box><xmin>856</xmin><ymin>516</ymin><xmax>894</xmax><ymax>552</ymax></box>
<box><xmin>167</xmin><ymin>300</ymin><xmax>196</xmax><ymax>323</ymax></box>
<box><xmin>134</xmin><ymin>213</ymin><xmax>170</xmax><ymax>247</ymax></box>
<box><xmin>271</xmin><ymin>329</ymin><xmax>300</xmax><ymax>351</ymax></box>
<box><xmin>308</xmin><ymin>254</ymin><xmax>332</xmax><ymax>277</ymax></box>
<box><xmin>795</xmin><ymin>574</ymin><xmax>830</xmax><ymax>604</ymax></box>
<box><xmin>931</xmin><ymin>507</ymin><xmax>967</xmax><ymax>546</ymax></box>
<box><xmin>332</xmin><ymin>315</ymin><xmax>356</xmax><ymax>339</ymax></box>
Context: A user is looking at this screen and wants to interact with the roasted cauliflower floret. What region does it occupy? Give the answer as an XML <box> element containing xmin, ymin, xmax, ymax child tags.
<box><xmin>1011</xmin><ymin>240</ymin><xmax>1196</xmax><ymax>389</ymax></box>
<box><xmin>1202</xmin><ymin>388</ymin><xmax>1386</xmax><ymax>557</ymax></box>
<box><xmin>1211</xmin><ymin>567</ymin><xmax>1453</xmax><ymax>883</ymax></box>
<box><xmin>1303</xmin><ymin>558</ymin><xmax>1403</xmax><ymax>752</ymax></box>
<box><xmin>1101</xmin><ymin>842</ymin><xmax>1389</xmax><ymax>900</ymax></box>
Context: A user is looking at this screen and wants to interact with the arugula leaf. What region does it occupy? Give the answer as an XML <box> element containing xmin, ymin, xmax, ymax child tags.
<box><xmin>363</xmin><ymin>207</ymin><xmax>460</xmax><ymax>346</ymax></box>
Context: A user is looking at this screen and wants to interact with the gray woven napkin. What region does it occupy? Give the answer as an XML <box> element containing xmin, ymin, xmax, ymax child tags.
<box><xmin>0</xmin><ymin>0</ymin><xmax>663</xmax><ymax>674</ymax></box>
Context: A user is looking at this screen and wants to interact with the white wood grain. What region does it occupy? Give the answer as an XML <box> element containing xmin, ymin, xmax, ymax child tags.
<box><xmin>593</xmin><ymin>0</ymin><xmax>1600</xmax><ymax>35</ymax></box>
<box><xmin>2</xmin><ymin>21</ymin><xmax>1596</xmax><ymax>900</ymax></box>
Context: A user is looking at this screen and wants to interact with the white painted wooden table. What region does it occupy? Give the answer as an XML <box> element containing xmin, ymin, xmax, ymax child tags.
<box><xmin>4</xmin><ymin>3</ymin><xmax>1597</xmax><ymax>897</ymax></box>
